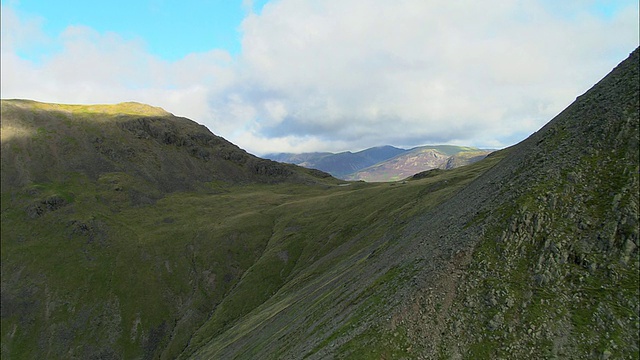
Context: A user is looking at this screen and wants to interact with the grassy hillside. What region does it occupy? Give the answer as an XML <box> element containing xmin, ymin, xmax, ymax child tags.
<box><xmin>0</xmin><ymin>100</ymin><xmax>336</xmax><ymax>359</ymax></box>
<box><xmin>2</xmin><ymin>99</ymin><xmax>494</xmax><ymax>358</ymax></box>
<box><xmin>1</xmin><ymin>47</ymin><xmax>638</xmax><ymax>360</ymax></box>
<box><xmin>1</xmin><ymin>99</ymin><xmax>327</xmax><ymax>195</ymax></box>
<box><xmin>0</xmin><ymin>125</ymin><xmax>502</xmax><ymax>358</ymax></box>
<box><xmin>186</xmin><ymin>48</ymin><xmax>640</xmax><ymax>358</ymax></box>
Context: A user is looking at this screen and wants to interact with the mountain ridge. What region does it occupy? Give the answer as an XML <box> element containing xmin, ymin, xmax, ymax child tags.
<box><xmin>266</xmin><ymin>145</ymin><xmax>406</xmax><ymax>178</ymax></box>
<box><xmin>344</xmin><ymin>146</ymin><xmax>493</xmax><ymax>181</ymax></box>
<box><xmin>1</xmin><ymin>99</ymin><xmax>333</xmax><ymax>195</ymax></box>
<box><xmin>266</xmin><ymin>144</ymin><xmax>493</xmax><ymax>181</ymax></box>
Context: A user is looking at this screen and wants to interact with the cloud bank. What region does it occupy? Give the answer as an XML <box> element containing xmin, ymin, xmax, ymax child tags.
<box><xmin>2</xmin><ymin>1</ymin><xmax>638</xmax><ymax>155</ymax></box>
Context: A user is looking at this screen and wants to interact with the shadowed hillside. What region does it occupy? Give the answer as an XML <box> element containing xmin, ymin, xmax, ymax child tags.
<box><xmin>1</xmin><ymin>48</ymin><xmax>638</xmax><ymax>359</ymax></box>
<box><xmin>1</xmin><ymin>100</ymin><xmax>330</xmax><ymax>195</ymax></box>
<box><xmin>0</xmin><ymin>100</ymin><xmax>335</xmax><ymax>359</ymax></box>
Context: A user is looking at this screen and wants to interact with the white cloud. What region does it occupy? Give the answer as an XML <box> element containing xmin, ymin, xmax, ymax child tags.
<box><xmin>1</xmin><ymin>8</ymin><xmax>234</xmax><ymax>133</ymax></box>
<box><xmin>0</xmin><ymin>5</ymin><xmax>48</xmax><ymax>53</ymax></box>
<box><xmin>219</xmin><ymin>0</ymin><xmax>639</xmax><ymax>154</ymax></box>
<box><xmin>1</xmin><ymin>1</ymin><xmax>638</xmax><ymax>155</ymax></box>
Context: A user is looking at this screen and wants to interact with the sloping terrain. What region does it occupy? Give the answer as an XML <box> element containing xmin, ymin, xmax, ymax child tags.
<box><xmin>1</xmin><ymin>100</ymin><xmax>328</xmax><ymax>195</ymax></box>
<box><xmin>0</xmin><ymin>101</ymin><xmax>335</xmax><ymax>359</ymax></box>
<box><xmin>1</xmin><ymin>47</ymin><xmax>638</xmax><ymax>360</ymax></box>
<box><xmin>1</xmin><ymin>102</ymin><xmax>497</xmax><ymax>359</ymax></box>
<box><xmin>185</xmin><ymin>49</ymin><xmax>639</xmax><ymax>359</ymax></box>
<box><xmin>443</xmin><ymin>149</ymin><xmax>493</xmax><ymax>169</ymax></box>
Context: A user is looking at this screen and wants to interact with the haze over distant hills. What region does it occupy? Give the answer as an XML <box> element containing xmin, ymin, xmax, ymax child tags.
<box><xmin>1</xmin><ymin>48</ymin><xmax>638</xmax><ymax>359</ymax></box>
<box><xmin>266</xmin><ymin>145</ymin><xmax>493</xmax><ymax>181</ymax></box>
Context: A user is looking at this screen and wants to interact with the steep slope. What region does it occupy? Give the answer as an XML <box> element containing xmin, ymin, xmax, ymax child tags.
<box><xmin>426</xmin><ymin>46</ymin><xmax>639</xmax><ymax>358</ymax></box>
<box><xmin>186</xmin><ymin>48</ymin><xmax>639</xmax><ymax>359</ymax></box>
<box><xmin>0</xmin><ymin>101</ymin><xmax>336</xmax><ymax>359</ymax></box>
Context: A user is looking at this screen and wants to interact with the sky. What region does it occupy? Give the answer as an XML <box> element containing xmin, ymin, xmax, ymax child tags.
<box><xmin>1</xmin><ymin>0</ymin><xmax>638</xmax><ymax>155</ymax></box>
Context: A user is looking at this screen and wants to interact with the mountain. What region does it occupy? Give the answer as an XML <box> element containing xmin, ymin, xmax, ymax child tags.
<box><xmin>1</xmin><ymin>100</ymin><xmax>331</xmax><ymax>193</ymax></box>
<box><xmin>267</xmin><ymin>145</ymin><xmax>491</xmax><ymax>181</ymax></box>
<box><xmin>266</xmin><ymin>145</ymin><xmax>407</xmax><ymax>178</ymax></box>
<box><xmin>1</xmin><ymin>47</ymin><xmax>638</xmax><ymax>360</ymax></box>
<box><xmin>0</xmin><ymin>100</ymin><xmax>336</xmax><ymax>359</ymax></box>
<box><xmin>344</xmin><ymin>146</ymin><xmax>493</xmax><ymax>182</ymax></box>
<box><xmin>443</xmin><ymin>149</ymin><xmax>492</xmax><ymax>169</ymax></box>
<box><xmin>185</xmin><ymin>48</ymin><xmax>638</xmax><ymax>359</ymax></box>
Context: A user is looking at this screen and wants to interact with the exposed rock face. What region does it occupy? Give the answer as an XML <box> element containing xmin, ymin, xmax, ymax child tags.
<box><xmin>346</xmin><ymin>148</ymin><xmax>450</xmax><ymax>181</ymax></box>
<box><xmin>267</xmin><ymin>146</ymin><xmax>408</xmax><ymax>178</ymax></box>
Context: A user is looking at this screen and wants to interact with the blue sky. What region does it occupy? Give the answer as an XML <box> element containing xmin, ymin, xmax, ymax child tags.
<box><xmin>1</xmin><ymin>0</ymin><xmax>639</xmax><ymax>155</ymax></box>
<box><xmin>4</xmin><ymin>0</ymin><xmax>270</xmax><ymax>60</ymax></box>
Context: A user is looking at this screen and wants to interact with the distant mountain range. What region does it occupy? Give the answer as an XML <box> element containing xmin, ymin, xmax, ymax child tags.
<box><xmin>266</xmin><ymin>145</ymin><xmax>494</xmax><ymax>181</ymax></box>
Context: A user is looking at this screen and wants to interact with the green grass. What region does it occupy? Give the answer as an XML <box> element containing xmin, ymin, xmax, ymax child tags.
<box><xmin>1</xmin><ymin>99</ymin><xmax>619</xmax><ymax>359</ymax></box>
<box><xmin>10</xmin><ymin>99</ymin><xmax>171</xmax><ymax>117</ymax></box>
<box><xmin>3</xmin><ymin>89</ymin><xmax>637</xmax><ymax>359</ymax></box>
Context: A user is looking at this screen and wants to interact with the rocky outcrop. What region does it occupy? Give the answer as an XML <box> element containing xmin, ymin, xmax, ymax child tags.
<box><xmin>391</xmin><ymin>47</ymin><xmax>640</xmax><ymax>359</ymax></box>
<box><xmin>178</xmin><ymin>48</ymin><xmax>638</xmax><ymax>359</ymax></box>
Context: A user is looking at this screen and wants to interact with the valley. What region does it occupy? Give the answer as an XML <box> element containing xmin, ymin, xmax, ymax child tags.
<box><xmin>1</xmin><ymin>47</ymin><xmax>638</xmax><ymax>359</ymax></box>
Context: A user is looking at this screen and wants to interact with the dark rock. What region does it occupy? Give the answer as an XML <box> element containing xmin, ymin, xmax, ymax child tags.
<box><xmin>25</xmin><ymin>195</ymin><xmax>68</xmax><ymax>218</ymax></box>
